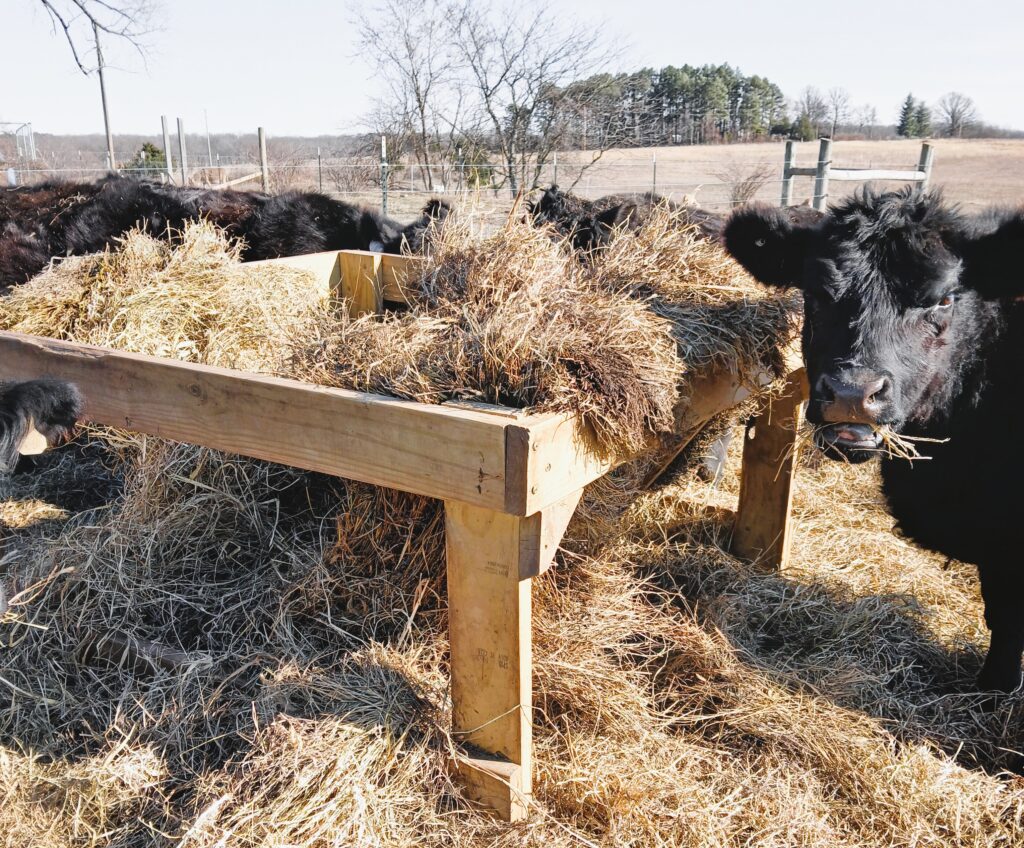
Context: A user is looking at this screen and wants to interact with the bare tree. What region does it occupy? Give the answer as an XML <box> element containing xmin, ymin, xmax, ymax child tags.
<box><xmin>714</xmin><ymin>161</ymin><xmax>774</xmax><ymax>205</ymax></box>
<box><xmin>794</xmin><ymin>87</ymin><xmax>829</xmax><ymax>137</ymax></box>
<box><xmin>33</xmin><ymin>0</ymin><xmax>156</xmax><ymax>72</ymax></box>
<box><xmin>936</xmin><ymin>92</ymin><xmax>978</xmax><ymax>138</ymax></box>
<box><xmin>856</xmin><ymin>104</ymin><xmax>878</xmax><ymax>139</ymax></box>
<box><xmin>354</xmin><ymin>0</ymin><xmax>467</xmax><ymax>191</ymax></box>
<box><xmin>450</xmin><ymin>1</ymin><xmax>622</xmax><ymax>194</ymax></box>
<box><xmin>826</xmin><ymin>87</ymin><xmax>851</xmax><ymax>138</ymax></box>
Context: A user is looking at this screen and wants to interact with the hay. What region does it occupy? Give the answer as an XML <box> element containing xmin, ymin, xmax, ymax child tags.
<box><xmin>0</xmin><ymin>222</ymin><xmax>325</xmax><ymax>373</ymax></box>
<box><xmin>2</xmin><ymin>213</ymin><xmax>1022</xmax><ymax>847</ymax></box>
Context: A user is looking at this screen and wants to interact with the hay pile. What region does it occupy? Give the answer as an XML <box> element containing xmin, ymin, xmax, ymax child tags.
<box><xmin>1</xmin><ymin>215</ymin><xmax>1022</xmax><ymax>847</ymax></box>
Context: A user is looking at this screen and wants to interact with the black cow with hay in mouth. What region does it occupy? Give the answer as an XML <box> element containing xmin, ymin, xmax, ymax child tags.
<box><xmin>723</xmin><ymin>188</ymin><xmax>1024</xmax><ymax>693</ymax></box>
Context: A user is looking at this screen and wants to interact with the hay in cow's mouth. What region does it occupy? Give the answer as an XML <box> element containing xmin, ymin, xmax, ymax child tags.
<box><xmin>811</xmin><ymin>422</ymin><xmax>948</xmax><ymax>463</ymax></box>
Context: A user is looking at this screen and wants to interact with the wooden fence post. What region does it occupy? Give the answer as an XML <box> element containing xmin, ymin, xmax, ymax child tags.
<box><xmin>812</xmin><ymin>137</ymin><xmax>831</xmax><ymax>211</ymax></box>
<box><xmin>258</xmin><ymin>127</ymin><xmax>270</xmax><ymax>192</ymax></box>
<box><xmin>780</xmin><ymin>140</ymin><xmax>795</xmax><ymax>207</ymax></box>
<box><xmin>916</xmin><ymin>142</ymin><xmax>935</xmax><ymax>196</ymax></box>
<box><xmin>161</xmin><ymin>116</ymin><xmax>174</xmax><ymax>184</ymax></box>
<box><xmin>177</xmin><ymin>118</ymin><xmax>188</xmax><ymax>186</ymax></box>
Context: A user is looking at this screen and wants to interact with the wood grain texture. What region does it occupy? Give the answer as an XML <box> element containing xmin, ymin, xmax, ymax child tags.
<box><xmin>731</xmin><ymin>368</ymin><xmax>808</xmax><ymax>570</ymax></box>
<box><xmin>445</xmin><ymin>500</ymin><xmax>534</xmax><ymax>816</ymax></box>
<box><xmin>339</xmin><ymin>251</ymin><xmax>384</xmax><ymax>317</ymax></box>
<box><xmin>0</xmin><ymin>331</ymin><xmax>510</xmax><ymax>509</ymax></box>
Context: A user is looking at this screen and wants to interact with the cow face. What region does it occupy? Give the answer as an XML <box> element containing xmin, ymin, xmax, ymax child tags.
<box><xmin>724</xmin><ymin>191</ymin><xmax>1022</xmax><ymax>463</ymax></box>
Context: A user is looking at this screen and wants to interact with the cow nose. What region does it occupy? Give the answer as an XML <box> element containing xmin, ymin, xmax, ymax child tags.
<box><xmin>817</xmin><ymin>372</ymin><xmax>892</xmax><ymax>423</ymax></box>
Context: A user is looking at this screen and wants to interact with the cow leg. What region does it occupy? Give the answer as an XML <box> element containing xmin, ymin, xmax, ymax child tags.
<box><xmin>977</xmin><ymin>563</ymin><xmax>1024</xmax><ymax>692</ymax></box>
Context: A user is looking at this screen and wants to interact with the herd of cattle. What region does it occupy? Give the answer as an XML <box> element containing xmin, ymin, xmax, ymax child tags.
<box><xmin>0</xmin><ymin>176</ymin><xmax>1023</xmax><ymax>695</ymax></box>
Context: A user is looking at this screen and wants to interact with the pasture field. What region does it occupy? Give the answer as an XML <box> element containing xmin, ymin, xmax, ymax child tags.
<box><xmin>372</xmin><ymin>138</ymin><xmax>1024</xmax><ymax>220</ymax></box>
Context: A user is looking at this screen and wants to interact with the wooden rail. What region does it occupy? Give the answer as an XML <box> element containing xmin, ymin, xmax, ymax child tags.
<box><xmin>0</xmin><ymin>248</ymin><xmax>807</xmax><ymax>821</ymax></box>
<box><xmin>781</xmin><ymin>138</ymin><xmax>934</xmax><ymax>211</ymax></box>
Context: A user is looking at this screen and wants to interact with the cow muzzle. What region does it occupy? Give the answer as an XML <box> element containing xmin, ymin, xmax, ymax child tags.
<box><xmin>814</xmin><ymin>370</ymin><xmax>894</xmax><ymax>424</ymax></box>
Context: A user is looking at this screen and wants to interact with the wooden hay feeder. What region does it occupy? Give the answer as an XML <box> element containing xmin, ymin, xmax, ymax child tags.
<box><xmin>0</xmin><ymin>249</ymin><xmax>808</xmax><ymax>821</ymax></box>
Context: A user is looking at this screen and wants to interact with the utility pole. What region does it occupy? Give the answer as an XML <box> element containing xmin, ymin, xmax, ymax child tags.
<box><xmin>94</xmin><ymin>22</ymin><xmax>115</xmax><ymax>171</ymax></box>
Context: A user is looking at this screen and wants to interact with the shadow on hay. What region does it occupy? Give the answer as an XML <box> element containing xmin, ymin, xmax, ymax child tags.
<box><xmin>637</xmin><ymin>504</ymin><xmax>1024</xmax><ymax>777</ymax></box>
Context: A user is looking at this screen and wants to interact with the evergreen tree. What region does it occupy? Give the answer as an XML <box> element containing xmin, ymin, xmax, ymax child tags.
<box><xmin>913</xmin><ymin>101</ymin><xmax>932</xmax><ymax>137</ymax></box>
<box><xmin>791</xmin><ymin>113</ymin><xmax>815</xmax><ymax>141</ymax></box>
<box><xmin>897</xmin><ymin>94</ymin><xmax>919</xmax><ymax>138</ymax></box>
<box><xmin>120</xmin><ymin>142</ymin><xmax>167</xmax><ymax>177</ymax></box>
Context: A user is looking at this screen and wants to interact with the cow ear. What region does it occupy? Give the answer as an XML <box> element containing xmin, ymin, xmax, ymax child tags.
<box><xmin>957</xmin><ymin>211</ymin><xmax>1024</xmax><ymax>299</ymax></box>
<box><xmin>723</xmin><ymin>204</ymin><xmax>811</xmax><ymax>288</ymax></box>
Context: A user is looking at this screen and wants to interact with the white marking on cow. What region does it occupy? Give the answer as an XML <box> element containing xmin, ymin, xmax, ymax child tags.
<box><xmin>18</xmin><ymin>419</ymin><xmax>48</xmax><ymax>456</ymax></box>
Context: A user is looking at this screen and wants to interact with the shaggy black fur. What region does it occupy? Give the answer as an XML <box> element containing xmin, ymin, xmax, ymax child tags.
<box><xmin>380</xmin><ymin>198</ymin><xmax>452</xmax><ymax>254</ymax></box>
<box><xmin>0</xmin><ymin>178</ymin><xmax>453</xmax><ymax>287</ymax></box>
<box><xmin>0</xmin><ymin>380</ymin><xmax>82</xmax><ymax>473</ymax></box>
<box><xmin>525</xmin><ymin>184</ymin><xmax>723</xmax><ymax>253</ymax></box>
<box><xmin>724</xmin><ymin>189</ymin><xmax>1024</xmax><ymax>692</ymax></box>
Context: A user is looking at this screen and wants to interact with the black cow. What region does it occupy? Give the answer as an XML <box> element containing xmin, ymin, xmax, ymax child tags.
<box><xmin>0</xmin><ymin>379</ymin><xmax>82</xmax><ymax>473</ymax></box>
<box><xmin>235</xmin><ymin>192</ymin><xmax>451</xmax><ymax>261</ymax></box>
<box><xmin>723</xmin><ymin>188</ymin><xmax>1024</xmax><ymax>692</ymax></box>
<box><xmin>0</xmin><ymin>378</ymin><xmax>82</xmax><ymax>615</ymax></box>
<box><xmin>0</xmin><ymin>179</ymin><xmax>453</xmax><ymax>288</ymax></box>
<box><xmin>526</xmin><ymin>184</ymin><xmax>722</xmax><ymax>253</ymax></box>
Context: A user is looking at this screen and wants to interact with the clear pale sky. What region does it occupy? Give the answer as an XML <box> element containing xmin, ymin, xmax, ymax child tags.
<box><xmin>2</xmin><ymin>0</ymin><xmax>1022</xmax><ymax>136</ymax></box>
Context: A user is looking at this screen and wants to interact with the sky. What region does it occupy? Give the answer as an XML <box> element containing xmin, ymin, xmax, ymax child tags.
<box><xmin>2</xmin><ymin>0</ymin><xmax>1023</xmax><ymax>138</ymax></box>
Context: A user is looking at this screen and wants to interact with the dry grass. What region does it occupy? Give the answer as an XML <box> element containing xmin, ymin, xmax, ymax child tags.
<box><xmin>1</xmin><ymin>218</ymin><xmax>1023</xmax><ymax>847</ymax></box>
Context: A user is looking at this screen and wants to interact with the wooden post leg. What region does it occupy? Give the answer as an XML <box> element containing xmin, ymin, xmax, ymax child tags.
<box><xmin>732</xmin><ymin>371</ymin><xmax>806</xmax><ymax>571</ymax></box>
<box><xmin>444</xmin><ymin>492</ymin><xmax>581</xmax><ymax>821</ymax></box>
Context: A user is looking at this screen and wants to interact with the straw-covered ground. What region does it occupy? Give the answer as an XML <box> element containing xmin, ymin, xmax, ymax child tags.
<box><xmin>0</xmin><ymin>211</ymin><xmax>1022</xmax><ymax>848</ymax></box>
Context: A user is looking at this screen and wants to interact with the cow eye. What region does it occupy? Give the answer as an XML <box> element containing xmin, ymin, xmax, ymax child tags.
<box><xmin>754</xmin><ymin>237</ymin><xmax>766</xmax><ymax>247</ymax></box>
<box><xmin>933</xmin><ymin>294</ymin><xmax>956</xmax><ymax>310</ymax></box>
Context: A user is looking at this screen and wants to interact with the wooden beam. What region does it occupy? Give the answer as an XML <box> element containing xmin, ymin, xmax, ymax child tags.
<box><xmin>445</xmin><ymin>492</ymin><xmax>582</xmax><ymax>819</ymax></box>
<box><xmin>378</xmin><ymin>253</ymin><xmax>421</xmax><ymax>303</ymax></box>
<box><xmin>731</xmin><ymin>368</ymin><xmax>808</xmax><ymax>570</ymax></box>
<box><xmin>245</xmin><ymin>251</ymin><xmax>341</xmax><ymax>301</ymax></box>
<box><xmin>827</xmin><ymin>169</ymin><xmax>927</xmax><ymax>182</ymax></box>
<box><xmin>338</xmin><ymin>251</ymin><xmax>384</xmax><ymax>317</ymax></box>
<box><xmin>0</xmin><ymin>331</ymin><xmax>511</xmax><ymax>510</ymax></box>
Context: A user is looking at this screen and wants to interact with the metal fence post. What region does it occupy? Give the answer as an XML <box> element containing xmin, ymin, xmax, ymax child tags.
<box><xmin>161</xmin><ymin>115</ymin><xmax>174</xmax><ymax>184</ymax></box>
<box><xmin>177</xmin><ymin>117</ymin><xmax>188</xmax><ymax>185</ymax></box>
<box><xmin>780</xmin><ymin>139</ymin><xmax>795</xmax><ymax>207</ymax></box>
<box><xmin>916</xmin><ymin>142</ymin><xmax>935</xmax><ymax>196</ymax></box>
<box><xmin>380</xmin><ymin>135</ymin><xmax>388</xmax><ymax>215</ymax></box>
<box><xmin>317</xmin><ymin>146</ymin><xmax>323</xmax><ymax>192</ymax></box>
<box><xmin>652</xmin><ymin>151</ymin><xmax>657</xmax><ymax>195</ymax></box>
<box><xmin>258</xmin><ymin>127</ymin><xmax>270</xmax><ymax>192</ymax></box>
<box><xmin>812</xmin><ymin>137</ymin><xmax>831</xmax><ymax>212</ymax></box>
<box><xmin>552</xmin><ymin>150</ymin><xmax>558</xmax><ymax>186</ymax></box>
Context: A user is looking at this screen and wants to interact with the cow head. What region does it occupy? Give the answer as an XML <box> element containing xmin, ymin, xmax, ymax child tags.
<box><xmin>379</xmin><ymin>198</ymin><xmax>453</xmax><ymax>254</ymax></box>
<box><xmin>724</xmin><ymin>190</ymin><xmax>1022</xmax><ymax>462</ymax></box>
<box><xmin>526</xmin><ymin>185</ymin><xmax>640</xmax><ymax>253</ymax></box>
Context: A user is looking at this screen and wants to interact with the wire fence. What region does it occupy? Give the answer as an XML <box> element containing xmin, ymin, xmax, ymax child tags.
<box><xmin>3</xmin><ymin>143</ymin><xmax>937</xmax><ymax>224</ymax></box>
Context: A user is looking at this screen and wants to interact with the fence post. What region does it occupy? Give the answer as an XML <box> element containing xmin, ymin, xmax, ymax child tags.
<box><xmin>161</xmin><ymin>115</ymin><xmax>174</xmax><ymax>184</ymax></box>
<box><xmin>258</xmin><ymin>127</ymin><xmax>270</xmax><ymax>192</ymax></box>
<box><xmin>780</xmin><ymin>139</ymin><xmax>795</xmax><ymax>207</ymax></box>
<box><xmin>916</xmin><ymin>142</ymin><xmax>935</xmax><ymax>196</ymax></box>
<box><xmin>652</xmin><ymin>151</ymin><xmax>657</xmax><ymax>195</ymax></box>
<box><xmin>552</xmin><ymin>150</ymin><xmax>557</xmax><ymax>186</ymax></box>
<box><xmin>177</xmin><ymin>118</ymin><xmax>188</xmax><ymax>185</ymax></box>
<box><xmin>812</xmin><ymin>137</ymin><xmax>831</xmax><ymax>212</ymax></box>
<box><xmin>380</xmin><ymin>135</ymin><xmax>389</xmax><ymax>215</ymax></box>
<box><xmin>317</xmin><ymin>146</ymin><xmax>323</xmax><ymax>192</ymax></box>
